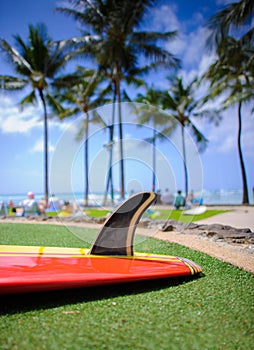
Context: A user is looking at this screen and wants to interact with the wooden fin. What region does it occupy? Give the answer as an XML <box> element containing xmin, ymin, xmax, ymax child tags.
<box><xmin>89</xmin><ymin>192</ymin><xmax>157</xmax><ymax>256</ymax></box>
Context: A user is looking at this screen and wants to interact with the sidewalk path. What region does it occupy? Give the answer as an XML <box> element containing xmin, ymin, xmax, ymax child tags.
<box><xmin>195</xmin><ymin>206</ymin><xmax>254</xmax><ymax>231</ymax></box>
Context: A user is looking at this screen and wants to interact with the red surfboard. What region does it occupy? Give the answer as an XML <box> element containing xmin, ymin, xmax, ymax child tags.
<box><xmin>0</xmin><ymin>192</ymin><xmax>202</xmax><ymax>295</ymax></box>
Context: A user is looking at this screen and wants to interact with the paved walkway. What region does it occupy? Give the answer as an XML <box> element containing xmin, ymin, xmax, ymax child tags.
<box><xmin>196</xmin><ymin>206</ymin><xmax>254</xmax><ymax>231</ymax></box>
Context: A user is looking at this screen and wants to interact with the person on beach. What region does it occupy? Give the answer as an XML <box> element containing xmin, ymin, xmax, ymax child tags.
<box><xmin>8</xmin><ymin>199</ymin><xmax>16</xmax><ymax>214</ymax></box>
<box><xmin>0</xmin><ymin>201</ymin><xmax>8</xmax><ymax>216</ymax></box>
<box><xmin>47</xmin><ymin>194</ymin><xmax>61</xmax><ymax>212</ymax></box>
<box><xmin>156</xmin><ymin>190</ymin><xmax>162</xmax><ymax>204</ymax></box>
<box><xmin>174</xmin><ymin>190</ymin><xmax>185</xmax><ymax>209</ymax></box>
<box><xmin>20</xmin><ymin>192</ymin><xmax>40</xmax><ymax>215</ymax></box>
<box><xmin>38</xmin><ymin>197</ymin><xmax>48</xmax><ymax>214</ymax></box>
<box><xmin>161</xmin><ymin>188</ymin><xmax>174</xmax><ymax>205</ymax></box>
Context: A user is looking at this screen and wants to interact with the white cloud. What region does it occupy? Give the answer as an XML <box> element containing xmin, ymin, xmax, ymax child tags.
<box><xmin>195</xmin><ymin>104</ymin><xmax>254</xmax><ymax>158</ymax></box>
<box><xmin>182</xmin><ymin>27</ymin><xmax>211</xmax><ymax>69</ymax></box>
<box><xmin>1</xmin><ymin>113</ymin><xmax>41</xmax><ymax>133</ymax></box>
<box><xmin>148</xmin><ymin>4</ymin><xmax>181</xmax><ymax>32</ymax></box>
<box><xmin>0</xmin><ymin>94</ymin><xmax>71</xmax><ymax>134</ymax></box>
<box><xmin>145</xmin><ymin>4</ymin><xmax>188</xmax><ymax>58</ymax></box>
<box><xmin>0</xmin><ymin>94</ymin><xmax>42</xmax><ymax>133</ymax></box>
<box><xmin>198</xmin><ymin>53</ymin><xmax>216</xmax><ymax>74</ymax></box>
<box><xmin>30</xmin><ymin>139</ymin><xmax>55</xmax><ymax>153</ymax></box>
<box><xmin>149</xmin><ymin>3</ymin><xmax>215</xmax><ymax>80</ymax></box>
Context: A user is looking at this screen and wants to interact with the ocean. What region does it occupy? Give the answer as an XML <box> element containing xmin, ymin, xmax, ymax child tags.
<box><xmin>1</xmin><ymin>189</ymin><xmax>253</xmax><ymax>207</ymax></box>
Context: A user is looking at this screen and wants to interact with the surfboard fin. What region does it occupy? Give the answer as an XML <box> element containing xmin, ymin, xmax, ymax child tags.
<box><xmin>89</xmin><ymin>191</ymin><xmax>157</xmax><ymax>256</ymax></box>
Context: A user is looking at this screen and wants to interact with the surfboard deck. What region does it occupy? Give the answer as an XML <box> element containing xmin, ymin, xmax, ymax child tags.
<box><xmin>0</xmin><ymin>245</ymin><xmax>202</xmax><ymax>295</ymax></box>
<box><xmin>0</xmin><ymin>192</ymin><xmax>203</xmax><ymax>295</ymax></box>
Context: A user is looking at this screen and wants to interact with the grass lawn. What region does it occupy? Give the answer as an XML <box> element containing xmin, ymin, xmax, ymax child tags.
<box><xmin>146</xmin><ymin>208</ymin><xmax>229</xmax><ymax>223</ymax></box>
<box><xmin>83</xmin><ymin>208</ymin><xmax>229</xmax><ymax>223</ymax></box>
<box><xmin>48</xmin><ymin>207</ymin><xmax>228</xmax><ymax>222</ymax></box>
<box><xmin>0</xmin><ymin>222</ymin><xmax>253</xmax><ymax>350</ymax></box>
<box><xmin>46</xmin><ymin>208</ymin><xmax>228</xmax><ymax>223</ymax></box>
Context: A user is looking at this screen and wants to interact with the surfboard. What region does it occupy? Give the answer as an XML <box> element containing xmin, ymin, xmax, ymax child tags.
<box><xmin>0</xmin><ymin>192</ymin><xmax>202</xmax><ymax>295</ymax></box>
<box><xmin>183</xmin><ymin>205</ymin><xmax>207</xmax><ymax>216</ymax></box>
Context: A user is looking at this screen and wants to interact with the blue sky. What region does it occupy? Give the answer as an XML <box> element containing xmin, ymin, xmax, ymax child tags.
<box><xmin>0</xmin><ymin>0</ymin><xmax>253</xmax><ymax>198</ymax></box>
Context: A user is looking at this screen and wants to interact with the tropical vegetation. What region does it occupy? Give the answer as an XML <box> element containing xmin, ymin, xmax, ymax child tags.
<box><xmin>55</xmin><ymin>0</ymin><xmax>180</xmax><ymax>199</ymax></box>
<box><xmin>0</xmin><ymin>24</ymin><xmax>70</xmax><ymax>205</ymax></box>
<box><xmin>161</xmin><ymin>77</ymin><xmax>221</xmax><ymax>198</ymax></box>
<box><xmin>134</xmin><ymin>87</ymin><xmax>176</xmax><ymax>192</ymax></box>
<box><xmin>53</xmin><ymin>66</ymin><xmax>109</xmax><ymax>205</ymax></box>
<box><xmin>207</xmin><ymin>0</ymin><xmax>253</xmax><ymax>45</ymax></box>
<box><xmin>135</xmin><ymin>78</ymin><xmax>220</xmax><ymax>198</ymax></box>
<box><xmin>205</xmin><ymin>0</ymin><xmax>254</xmax><ymax>204</ymax></box>
<box><xmin>0</xmin><ymin>0</ymin><xmax>253</xmax><ymax>205</ymax></box>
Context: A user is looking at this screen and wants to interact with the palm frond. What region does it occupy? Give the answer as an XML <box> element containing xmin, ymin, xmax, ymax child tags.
<box><xmin>46</xmin><ymin>93</ymin><xmax>66</xmax><ymax>115</ymax></box>
<box><xmin>0</xmin><ymin>75</ymin><xmax>28</xmax><ymax>90</ymax></box>
<box><xmin>20</xmin><ymin>90</ymin><xmax>37</xmax><ymax>105</ymax></box>
<box><xmin>208</xmin><ymin>0</ymin><xmax>253</xmax><ymax>31</ymax></box>
<box><xmin>1</xmin><ymin>39</ymin><xmax>33</xmax><ymax>74</ymax></box>
<box><xmin>188</xmin><ymin>122</ymin><xmax>208</xmax><ymax>152</ymax></box>
<box><xmin>207</xmin><ymin>0</ymin><xmax>254</xmax><ymax>47</ymax></box>
<box><xmin>90</xmin><ymin>110</ymin><xmax>107</xmax><ymax>128</ymax></box>
<box><xmin>132</xmin><ymin>30</ymin><xmax>178</xmax><ymax>43</ymax></box>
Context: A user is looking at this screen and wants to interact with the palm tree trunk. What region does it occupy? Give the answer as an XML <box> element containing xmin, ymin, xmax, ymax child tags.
<box><xmin>237</xmin><ymin>101</ymin><xmax>249</xmax><ymax>204</ymax></box>
<box><xmin>39</xmin><ymin>89</ymin><xmax>49</xmax><ymax>206</ymax></box>
<box><xmin>118</xmin><ymin>101</ymin><xmax>125</xmax><ymax>199</ymax></box>
<box><xmin>84</xmin><ymin>112</ymin><xmax>89</xmax><ymax>206</ymax></box>
<box><xmin>109</xmin><ymin>89</ymin><xmax>116</xmax><ymax>204</ymax></box>
<box><xmin>109</xmin><ymin>124</ymin><xmax>114</xmax><ymax>204</ymax></box>
<box><xmin>181</xmin><ymin>124</ymin><xmax>188</xmax><ymax>198</ymax></box>
<box><xmin>115</xmin><ymin>75</ymin><xmax>125</xmax><ymax>200</ymax></box>
<box><xmin>152</xmin><ymin>128</ymin><xmax>156</xmax><ymax>192</ymax></box>
<box><xmin>103</xmin><ymin>89</ymin><xmax>116</xmax><ymax>205</ymax></box>
<box><xmin>103</xmin><ymin>125</ymin><xmax>115</xmax><ymax>206</ymax></box>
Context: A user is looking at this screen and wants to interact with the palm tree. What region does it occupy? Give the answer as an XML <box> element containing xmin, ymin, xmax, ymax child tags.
<box><xmin>162</xmin><ymin>77</ymin><xmax>220</xmax><ymax>198</ymax></box>
<box><xmin>56</xmin><ymin>0</ymin><xmax>180</xmax><ymax>199</ymax></box>
<box><xmin>204</xmin><ymin>34</ymin><xmax>253</xmax><ymax>204</ymax></box>
<box><xmin>207</xmin><ymin>0</ymin><xmax>254</xmax><ymax>45</ymax></box>
<box><xmin>53</xmin><ymin>66</ymin><xmax>110</xmax><ymax>206</ymax></box>
<box><xmin>135</xmin><ymin>87</ymin><xmax>177</xmax><ymax>192</ymax></box>
<box><xmin>0</xmin><ymin>24</ymin><xmax>69</xmax><ymax>205</ymax></box>
<box><xmin>206</xmin><ymin>0</ymin><xmax>254</xmax><ymax>204</ymax></box>
<box><xmin>86</xmin><ymin>111</ymin><xmax>116</xmax><ymax>205</ymax></box>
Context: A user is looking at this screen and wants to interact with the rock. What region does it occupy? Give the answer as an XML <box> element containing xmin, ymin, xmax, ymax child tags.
<box><xmin>138</xmin><ymin>218</ymin><xmax>151</xmax><ymax>228</ymax></box>
<box><xmin>161</xmin><ymin>224</ymin><xmax>175</xmax><ymax>231</ymax></box>
<box><xmin>184</xmin><ymin>223</ymin><xmax>200</xmax><ymax>229</ymax></box>
<box><xmin>190</xmin><ymin>223</ymin><xmax>254</xmax><ymax>244</ymax></box>
<box><xmin>158</xmin><ymin>220</ymin><xmax>184</xmax><ymax>232</ymax></box>
<box><xmin>157</xmin><ymin>220</ymin><xmax>254</xmax><ymax>245</ymax></box>
<box><xmin>93</xmin><ymin>217</ymin><xmax>107</xmax><ymax>224</ymax></box>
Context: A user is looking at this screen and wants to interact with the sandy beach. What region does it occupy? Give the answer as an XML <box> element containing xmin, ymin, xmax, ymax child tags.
<box><xmin>1</xmin><ymin>205</ymin><xmax>254</xmax><ymax>274</ymax></box>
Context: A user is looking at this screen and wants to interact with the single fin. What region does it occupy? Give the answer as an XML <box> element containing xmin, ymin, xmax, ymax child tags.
<box><xmin>89</xmin><ymin>192</ymin><xmax>157</xmax><ymax>256</ymax></box>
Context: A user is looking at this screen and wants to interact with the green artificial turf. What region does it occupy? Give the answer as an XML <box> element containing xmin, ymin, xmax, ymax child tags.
<box><xmin>46</xmin><ymin>209</ymin><xmax>110</xmax><ymax>218</ymax></box>
<box><xmin>0</xmin><ymin>222</ymin><xmax>253</xmax><ymax>350</ymax></box>
<box><xmin>84</xmin><ymin>208</ymin><xmax>111</xmax><ymax>218</ymax></box>
<box><xmin>45</xmin><ymin>207</ymin><xmax>227</xmax><ymax>222</ymax></box>
<box><xmin>147</xmin><ymin>208</ymin><xmax>229</xmax><ymax>223</ymax></box>
<box><xmin>80</xmin><ymin>208</ymin><xmax>227</xmax><ymax>222</ymax></box>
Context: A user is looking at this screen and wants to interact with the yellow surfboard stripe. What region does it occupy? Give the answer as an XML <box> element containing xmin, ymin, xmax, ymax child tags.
<box><xmin>0</xmin><ymin>245</ymin><xmax>183</xmax><ymax>263</ymax></box>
